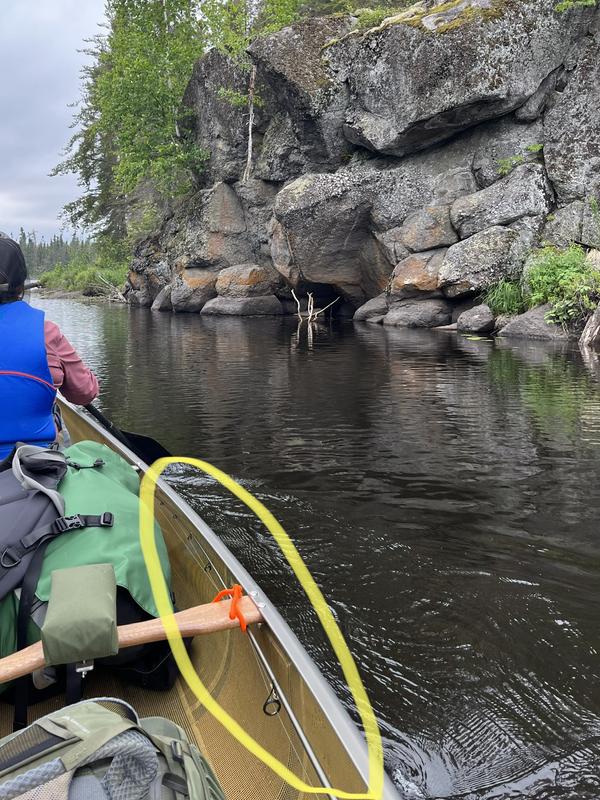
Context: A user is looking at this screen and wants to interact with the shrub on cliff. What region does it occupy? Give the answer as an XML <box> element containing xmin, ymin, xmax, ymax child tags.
<box><xmin>484</xmin><ymin>245</ymin><xmax>600</xmax><ymax>327</ymax></box>
<box><xmin>526</xmin><ymin>245</ymin><xmax>600</xmax><ymax>327</ymax></box>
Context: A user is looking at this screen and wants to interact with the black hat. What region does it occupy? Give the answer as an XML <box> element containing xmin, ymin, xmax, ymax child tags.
<box><xmin>0</xmin><ymin>237</ymin><xmax>27</xmax><ymax>292</ymax></box>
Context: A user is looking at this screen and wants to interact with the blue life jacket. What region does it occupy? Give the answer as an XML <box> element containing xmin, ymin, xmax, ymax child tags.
<box><xmin>0</xmin><ymin>301</ymin><xmax>57</xmax><ymax>460</ymax></box>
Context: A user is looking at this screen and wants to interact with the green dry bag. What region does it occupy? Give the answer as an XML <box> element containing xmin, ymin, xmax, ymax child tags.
<box><xmin>0</xmin><ymin>440</ymin><xmax>175</xmax><ymax>693</ymax></box>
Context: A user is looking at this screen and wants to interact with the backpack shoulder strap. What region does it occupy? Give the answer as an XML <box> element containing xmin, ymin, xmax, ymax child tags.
<box><xmin>11</xmin><ymin>445</ymin><xmax>67</xmax><ymax>515</ymax></box>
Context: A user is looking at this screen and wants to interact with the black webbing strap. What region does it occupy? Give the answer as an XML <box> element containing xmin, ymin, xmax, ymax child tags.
<box><xmin>13</xmin><ymin>543</ymin><xmax>49</xmax><ymax>731</ymax></box>
<box><xmin>163</xmin><ymin>774</ymin><xmax>190</xmax><ymax>797</ymax></box>
<box><xmin>0</xmin><ymin>514</ymin><xmax>114</xmax><ymax>578</ymax></box>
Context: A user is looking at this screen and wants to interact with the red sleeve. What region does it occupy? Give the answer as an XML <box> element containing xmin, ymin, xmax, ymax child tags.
<box><xmin>44</xmin><ymin>320</ymin><xmax>99</xmax><ymax>405</ymax></box>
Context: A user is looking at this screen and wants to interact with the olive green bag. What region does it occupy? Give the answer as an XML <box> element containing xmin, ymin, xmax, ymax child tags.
<box><xmin>41</xmin><ymin>564</ymin><xmax>119</xmax><ymax>667</ymax></box>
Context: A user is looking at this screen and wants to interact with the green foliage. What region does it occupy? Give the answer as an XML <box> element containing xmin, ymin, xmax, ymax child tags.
<box><xmin>353</xmin><ymin>5</ymin><xmax>401</xmax><ymax>27</ymax></box>
<box><xmin>526</xmin><ymin>244</ymin><xmax>600</xmax><ymax>327</ymax></box>
<box><xmin>54</xmin><ymin>0</ymin><xmax>207</xmax><ymax>232</ymax></box>
<box><xmin>7</xmin><ymin>229</ymin><xmax>94</xmax><ymax>277</ymax></box>
<box><xmin>555</xmin><ymin>0</ymin><xmax>596</xmax><ymax>11</ymax></box>
<box><xmin>485</xmin><ymin>246</ymin><xmax>600</xmax><ymax>327</ymax></box>
<box><xmin>497</xmin><ymin>144</ymin><xmax>544</xmax><ymax>177</ymax></box>
<box><xmin>97</xmin><ymin>0</ymin><xmax>207</xmax><ymax>194</ymax></box>
<box><xmin>54</xmin><ymin>0</ymin><xmax>353</xmax><ymax>244</ymax></box>
<box><xmin>40</xmin><ymin>236</ymin><xmax>129</xmax><ymax>296</ymax></box>
<box><xmin>497</xmin><ymin>154</ymin><xmax>525</xmax><ymax>177</ymax></box>
<box><xmin>483</xmin><ymin>280</ymin><xmax>528</xmax><ymax>316</ymax></box>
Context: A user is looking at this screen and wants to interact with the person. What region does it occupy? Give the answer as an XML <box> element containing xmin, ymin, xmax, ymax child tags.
<box><xmin>0</xmin><ymin>234</ymin><xmax>99</xmax><ymax>460</ymax></box>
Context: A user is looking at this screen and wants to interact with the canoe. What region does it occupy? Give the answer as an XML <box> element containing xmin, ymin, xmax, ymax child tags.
<box><xmin>0</xmin><ymin>399</ymin><xmax>399</xmax><ymax>800</ymax></box>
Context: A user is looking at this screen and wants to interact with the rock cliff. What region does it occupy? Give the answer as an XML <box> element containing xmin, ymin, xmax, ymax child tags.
<box><xmin>125</xmin><ymin>0</ymin><xmax>600</xmax><ymax>323</ymax></box>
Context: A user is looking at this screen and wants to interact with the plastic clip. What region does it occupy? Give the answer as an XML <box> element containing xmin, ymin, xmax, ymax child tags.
<box><xmin>212</xmin><ymin>584</ymin><xmax>248</xmax><ymax>633</ymax></box>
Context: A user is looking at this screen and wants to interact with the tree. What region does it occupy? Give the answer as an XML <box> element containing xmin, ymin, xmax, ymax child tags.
<box><xmin>97</xmin><ymin>0</ymin><xmax>207</xmax><ymax>194</ymax></box>
<box><xmin>54</xmin><ymin>1</ymin><xmax>207</xmax><ymax>235</ymax></box>
<box><xmin>52</xmin><ymin>33</ymin><xmax>126</xmax><ymax>237</ymax></box>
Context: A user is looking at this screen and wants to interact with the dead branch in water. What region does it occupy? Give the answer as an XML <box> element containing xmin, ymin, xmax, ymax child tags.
<box><xmin>291</xmin><ymin>289</ymin><xmax>339</xmax><ymax>322</ymax></box>
<box><xmin>291</xmin><ymin>288</ymin><xmax>303</xmax><ymax>320</ymax></box>
<box><xmin>312</xmin><ymin>297</ymin><xmax>340</xmax><ymax>319</ymax></box>
<box><xmin>96</xmin><ymin>273</ymin><xmax>127</xmax><ymax>303</ymax></box>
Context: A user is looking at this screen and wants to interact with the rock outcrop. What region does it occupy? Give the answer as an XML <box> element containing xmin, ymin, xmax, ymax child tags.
<box><xmin>124</xmin><ymin>0</ymin><xmax>600</xmax><ymax>329</ymax></box>
<box><xmin>383</xmin><ymin>298</ymin><xmax>453</xmax><ymax>328</ymax></box>
<box><xmin>499</xmin><ymin>305</ymin><xmax>572</xmax><ymax>341</ymax></box>
<box><xmin>457</xmin><ymin>304</ymin><xmax>495</xmax><ymax>334</ymax></box>
<box><xmin>201</xmin><ymin>296</ymin><xmax>283</xmax><ymax>316</ymax></box>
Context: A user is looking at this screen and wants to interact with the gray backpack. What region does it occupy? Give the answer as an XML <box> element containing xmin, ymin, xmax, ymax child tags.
<box><xmin>0</xmin><ymin>698</ymin><xmax>225</xmax><ymax>800</ymax></box>
<box><xmin>0</xmin><ymin>445</ymin><xmax>113</xmax><ymax>602</ymax></box>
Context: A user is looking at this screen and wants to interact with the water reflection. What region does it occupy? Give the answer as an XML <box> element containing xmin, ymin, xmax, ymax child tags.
<box><xmin>33</xmin><ymin>297</ymin><xmax>600</xmax><ymax>799</ymax></box>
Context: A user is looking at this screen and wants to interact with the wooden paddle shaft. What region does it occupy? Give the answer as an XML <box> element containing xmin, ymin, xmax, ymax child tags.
<box><xmin>0</xmin><ymin>596</ymin><xmax>263</xmax><ymax>684</ymax></box>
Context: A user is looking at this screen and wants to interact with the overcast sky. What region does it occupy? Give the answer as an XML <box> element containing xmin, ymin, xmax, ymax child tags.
<box><xmin>0</xmin><ymin>0</ymin><xmax>106</xmax><ymax>240</ymax></box>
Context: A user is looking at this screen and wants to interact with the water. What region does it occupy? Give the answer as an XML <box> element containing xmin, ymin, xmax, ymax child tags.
<box><xmin>33</xmin><ymin>296</ymin><xmax>600</xmax><ymax>799</ymax></box>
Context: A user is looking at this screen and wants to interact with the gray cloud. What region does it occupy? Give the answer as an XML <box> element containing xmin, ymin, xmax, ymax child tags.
<box><xmin>0</xmin><ymin>0</ymin><xmax>106</xmax><ymax>238</ymax></box>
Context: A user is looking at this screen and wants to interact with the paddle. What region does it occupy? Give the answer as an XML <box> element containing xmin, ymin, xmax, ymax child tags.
<box><xmin>84</xmin><ymin>403</ymin><xmax>172</xmax><ymax>463</ymax></box>
<box><xmin>0</xmin><ymin>596</ymin><xmax>263</xmax><ymax>684</ymax></box>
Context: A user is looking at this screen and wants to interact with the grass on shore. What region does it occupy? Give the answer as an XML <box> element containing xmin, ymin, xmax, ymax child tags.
<box><xmin>483</xmin><ymin>245</ymin><xmax>600</xmax><ymax>327</ymax></box>
<box><xmin>39</xmin><ymin>245</ymin><xmax>128</xmax><ymax>297</ymax></box>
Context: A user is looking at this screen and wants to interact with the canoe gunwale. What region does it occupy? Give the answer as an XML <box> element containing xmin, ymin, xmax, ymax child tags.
<box><xmin>60</xmin><ymin>399</ymin><xmax>400</xmax><ymax>800</ymax></box>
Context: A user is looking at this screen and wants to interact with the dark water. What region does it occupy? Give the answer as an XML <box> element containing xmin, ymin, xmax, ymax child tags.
<box><xmin>34</xmin><ymin>297</ymin><xmax>600</xmax><ymax>799</ymax></box>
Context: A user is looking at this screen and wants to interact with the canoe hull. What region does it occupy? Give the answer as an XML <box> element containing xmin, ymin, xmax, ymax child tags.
<box><xmin>51</xmin><ymin>402</ymin><xmax>400</xmax><ymax>800</ymax></box>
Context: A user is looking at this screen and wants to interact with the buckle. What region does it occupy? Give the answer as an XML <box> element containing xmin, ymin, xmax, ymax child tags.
<box><xmin>100</xmin><ymin>512</ymin><xmax>114</xmax><ymax>527</ymax></box>
<box><xmin>0</xmin><ymin>547</ymin><xmax>21</xmax><ymax>569</ymax></box>
<box><xmin>171</xmin><ymin>740</ymin><xmax>184</xmax><ymax>764</ymax></box>
<box><xmin>54</xmin><ymin>515</ymin><xmax>85</xmax><ymax>533</ymax></box>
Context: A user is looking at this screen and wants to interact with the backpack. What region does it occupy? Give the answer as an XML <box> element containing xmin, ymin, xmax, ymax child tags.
<box><xmin>0</xmin><ymin>444</ymin><xmax>116</xmax><ymax>703</ymax></box>
<box><xmin>0</xmin><ymin>698</ymin><xmax>225</xmax><ymax>800</ymax></box>
<box><xmin>0</xmin><ymin>442</ymin><xmax>178</xmax><ymax>715</ymax></box>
